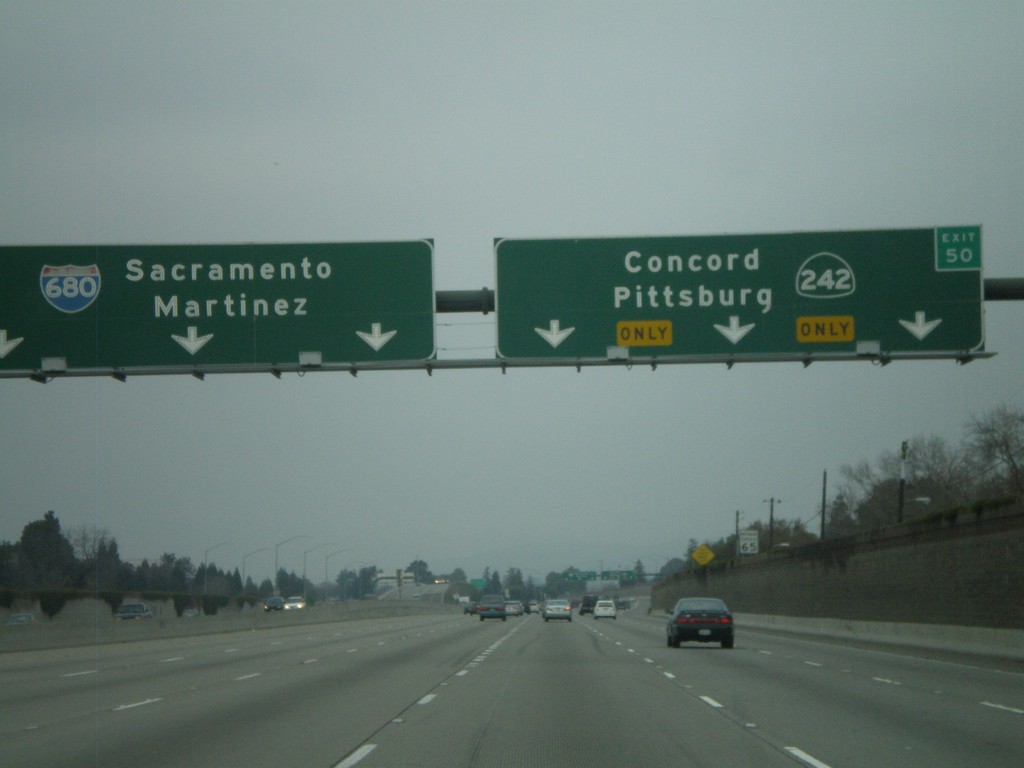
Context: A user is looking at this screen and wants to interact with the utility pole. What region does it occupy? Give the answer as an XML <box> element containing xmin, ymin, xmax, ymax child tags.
<box><xmin>763</xmin><ymin>497</ymin><xmax>781</xmax><ymax>548</ymax></box>
<box><xmin>735</xmin><ymin>511</ymin><xmax>741</xmax><ymax>557</ymax></box>
<box><xmin>897</xmin><ymin>440</ymin><xmax>909</xmax><ymax>523</ymax></box>
<box><xmin>821</xmin><ymin>470</ymin><xmax>828</xmax><ymax>540</ymax></box>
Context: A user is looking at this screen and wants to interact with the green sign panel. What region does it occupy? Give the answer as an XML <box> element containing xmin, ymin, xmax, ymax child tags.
<box><xmin>0</xmin><ymin>241</ymin><xmax>435</xmax><ymax>372</ymax></box>
<box><xmin>561</xmin><ymin>570</ymin><xmax>636</xmax><ymax>582</ymax></box>
<box><xmin>495</xmin><ymin>227</ymin><xmax>984</xmax><ymax>360</ymax></box>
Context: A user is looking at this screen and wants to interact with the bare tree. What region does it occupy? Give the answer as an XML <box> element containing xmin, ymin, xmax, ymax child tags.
<box><xmin>67</xmin><ymin>525</ymin><xmax>113</xmax><ymax>561</ymax></box>
<box><xmin>967</xmin><ymin>404</ymin><xmax>1024</xmax><ymax>495</ymax></box>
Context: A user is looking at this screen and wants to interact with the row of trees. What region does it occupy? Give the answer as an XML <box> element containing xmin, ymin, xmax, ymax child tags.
<box><xmin>0</xmin><ymin>511</ymin><xmax>379</xmax><ymax>602</ymax></box>
<box><xmin>1</xmin><ymin>515</ymin><xmax>639</xmax><ymax>605</ymax></box>
<box><xmin>684</xmin><ymin>404</ymin><xmax>1023</xmax><ymax>568</ymax></box>
<box><xmin>5</xmin><ymin>406</ymin><xmax>1018</xmax><ymax>597</ymax></box>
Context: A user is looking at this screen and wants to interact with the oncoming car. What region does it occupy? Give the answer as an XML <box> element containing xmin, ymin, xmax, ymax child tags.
<box><xmin>542</xmin><ymin>599</ymin><xmax>572</xmax><ymax>622</ymax></box>
<box><xmin>284</xmin><ymin>596</ymin><xmax>306</xmax><ymax>610</ymax></box>
<box><xmin>114</xmin><ymin>602</ymin><xmax>153</xmax><ymax>620</ymax></box>
<box><xmin>666</xmin><ymin>597</ymin><xmax>734</xmax><ymax>648</ymax></box>
<box><xmin>262</xmin><ymin>596</ymin><xmax>285</xmax><ymax>612</ymax></box>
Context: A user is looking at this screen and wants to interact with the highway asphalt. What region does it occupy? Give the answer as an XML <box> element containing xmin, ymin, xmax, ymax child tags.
<box><xmin>1</xmin><ymin>608</ymin><xmax>1020</xmax><ymax>767</ymax></box>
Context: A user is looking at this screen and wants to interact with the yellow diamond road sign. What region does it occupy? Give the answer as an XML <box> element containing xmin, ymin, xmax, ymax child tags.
<box><xmin>691</xmin><ymin>544</ymin><xmax>715</xmax><ymax>566</ymax></box>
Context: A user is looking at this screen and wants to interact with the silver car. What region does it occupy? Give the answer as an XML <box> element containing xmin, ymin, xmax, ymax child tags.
<box><xmin>542</xmin><ymin>599</ymin><xmax>573</xmax><ymax>622</ymax></box>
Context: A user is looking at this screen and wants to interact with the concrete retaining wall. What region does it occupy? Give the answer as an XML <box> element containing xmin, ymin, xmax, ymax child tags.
<box><xmin>651</xmin><ymin>503</ymin><xmax>1024</xmax><ymax>630</ymax></box>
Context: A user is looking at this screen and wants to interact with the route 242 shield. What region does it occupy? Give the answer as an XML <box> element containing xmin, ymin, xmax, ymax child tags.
<box><xmin>40</xmin><ymin>265</ymin><xmax>102</xmax><ymax>314</ymax></box>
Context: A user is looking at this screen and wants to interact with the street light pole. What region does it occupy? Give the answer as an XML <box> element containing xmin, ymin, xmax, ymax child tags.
<box><xmin>203</xmin><ymin>542</ymin><xmax>230</xmax><ymax>596</ymax></box>
<box><xmin>274</xmin><ymin>535</ymin><xmax>310</xmax><ymax>596</ymax></box>
<box><xmin>303</xmin><ymin>543</ymin><xmax>339</xmax><ymax>601</ymax></box>
<box><xmin>242</xmin><ymin>547</ymin><xmax>271</xmax><ymax>594</ymax></box>
<box><xmin>325</xmin><ymin>548</ymin><xmax>352</xmax><ymax>596</ymax></box>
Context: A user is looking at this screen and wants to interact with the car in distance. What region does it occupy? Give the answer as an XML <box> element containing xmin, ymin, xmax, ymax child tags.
<box><xmin>284</xmin><ymin>596</ymin><xmax>306</xmax><ymax>610</ymax></box>
<box><xmin>666</xmin><ymin>597</ymin><xmax>734</xmax><ymax>648</ymax></box>
<box><xmin>593</xmin><ymin>599</ymin><xmax>617</xmax><ymax>619</ymax></box>
<box><xmin>542</xmin><ymin>599</ymin><xmax>572</xmax><ymax>622</ymax></box>
<box><xmin>578</xmin><ymin>594</ymin><xmax>598</xmax><ymax>615</ymax></box>
<box><xmin>527</xmin><ymin>600</ymin><xmax>540</xmax><ymax>614</ymax></box>
<box><xmin>262</xmin><ymin>596</ymin><xmax>285</xmax><ymax>612</ymax></box>
<box><xmin>505</xmin><ymin>600</ymin><xmax>524</xmax><ymax>616</ymax></box>
<box><xmin>114</xmin><ymin>602</ymin><xmax>153</xmax><ymax>620</ymax></box>
<box><xmin>5</xmin><ymin>613</ymin><xmax>37</xmax><ymax>625</ymax></box>
<box><xmin>476</xmin><ymin>594</ymin><xmax>508</xmax><ymax>621</ymax></box>
<box><xmin>463</xmin><ymin>601</ymin><xmax>477</xmax><ymax>615</ymax></box>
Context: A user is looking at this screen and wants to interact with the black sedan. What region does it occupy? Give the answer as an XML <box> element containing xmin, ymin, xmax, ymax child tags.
<box><xmin>262</xmin><ymin>596</ymin><xmax>285</xmax><ymax>612</ymax></box>
<box><xmin>666</xmin><ymin>597</ymin><xmax>734</xmax><ymax>648</ymax></box>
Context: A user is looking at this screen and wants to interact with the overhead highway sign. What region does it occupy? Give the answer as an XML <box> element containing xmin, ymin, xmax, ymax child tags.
<box><xmin>495</xmin><ymin>227</ymin><xmax>984</xmax><ymax>362</ymax></box>
<box><xmin>0</xmin><ymin>240</ymin><xmax>435</xmax><ymax>375</ymax></box>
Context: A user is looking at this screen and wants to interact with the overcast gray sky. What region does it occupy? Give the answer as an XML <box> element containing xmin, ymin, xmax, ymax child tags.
<box><xmin>1</xmin><ymin>1</ymin><xmax>1021</xmax><ymax>586</ymax></box>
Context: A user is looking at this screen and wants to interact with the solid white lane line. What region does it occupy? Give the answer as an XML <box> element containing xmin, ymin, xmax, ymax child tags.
<box><xmin>334</xmin><ymin>744</ymin><xmax>376</xmax><ymax>768</ymax></box>
<box><xmin>785</xmin><ymin>746</ymin><xmax>834</xmax><ymax>768</ymax></box>
<box><xmin>113</xmin><ymin>698</ymin><xmax>162</xmax><ymax>711</ymax></box>
<box><xmin>700</xmin><ymin>696</ymin><xmax>724</xmax><ymax>708</ymax></box>
<box><xmin>981</xmin><ymin>701</ymin><xmax>1024</xmax><ymax>715</ymax></box>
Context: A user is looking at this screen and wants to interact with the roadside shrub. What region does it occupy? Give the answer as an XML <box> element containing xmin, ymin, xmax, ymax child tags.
<box><xmin>201</xmin><ymin>594</ymin><xmax>230</xmax><ymax>615</ymax></box>
<box><xmin>100</xmin><ymin>591</ymin><xmax>122</xmax><ymax>613</ymax></box>
<box><xmin>0</xmin><ymin>588</ymin><xmax>14</xmax><ymax>609</ymax></box>
<box><xmin>37</xmin><ymin>589</ymin><xmax>70</xmax><ymax>618</ymax></box>
<box><xmin>172</xmin><ymin>593</ymin><xmax>194</xmax><ymax>617</ymax></box>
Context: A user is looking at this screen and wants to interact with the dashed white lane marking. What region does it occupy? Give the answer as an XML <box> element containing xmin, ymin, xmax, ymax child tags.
<box><xmin>700</xmin><ymin>696</ymin><xmax>724</xmax><ymax>708</ymax></box>
<box><xmin>113</xmin><ymin>698</ymin><xmax>162</xmax><ymax>711</ymax></box>
<box><xmin>663</xmin><ymin>672</ymin><xmax>676</xmax><ymax>679</ymax></box>
<box><xmin>161</xmin><ymin>657</ymin><xmax>184</xmax><ymax>663</ymax></box>
<box><xmin>872</xmin><ymin>677</ymin><xmax>902</xmax><ymax>686</ymax></box>
<box><xmin>981</xmin><ymin>701</ymin><xmax>1024</xmax><ymax>715</ymax></box>
<box><xmin>334</xmin><ymin>744</ymin><xmax>376</xmax><ymax>768</ymax></box>
<box><xmin>418</xmin><ymin>694</ymin><xmax>437</xmax><ymax>705</ymax></box>
<box><xmin>303</xmin><ymin>659</ymin><xmax>318</xmax><ymax>665</ymax></box>
<box><xmin>785</xmin><ymin>746</ymin><xmax>834</xmax><ymax>768</ymax></box>
<box><xmin>234</xmin><ymin>673</ymin><xmax>261</xmax><ymax>681</ymax></box>
<box><xmin>456</xmin><ymin>670</ymin><xmax>468</xmax><ymax>676</ymax></box>
<box><xmin>62</xmin><ymin>669</ymin><xmax>98</xmax><ymax>677</ymax></box>
<box><xmin>804</xmin><ymin>661</ymin><xmax>823</xmax><ymax>667</ymax></box>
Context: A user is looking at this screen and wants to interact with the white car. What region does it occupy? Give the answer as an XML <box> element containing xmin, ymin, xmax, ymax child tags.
<box><xmin>593</xmin><ymin>600</ymin><xmax>617</xmax><ymax>619</ymax></box>
<box><xmin>284</xmin><ymin>596</ymin><xmax>306</xmax><ymax>610</ymax></box>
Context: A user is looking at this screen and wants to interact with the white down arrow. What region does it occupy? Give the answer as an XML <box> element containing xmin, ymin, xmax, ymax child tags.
<box><xmin>714</xmin><ymin>316</ymin><xmax>755</xmax><ymax>345</ymax></box>
<box><xmin>171</xmin><ymin>327</ymin><xmax>214</xmax><ymax>355</ymax></box>
<box><xmin>534</xmin><ymin>320</ymin><xmax>575</xmax><ymax>349</ymax></box>
<box><xmin>0</xmin><ymin>330</ymin><xmax>24</xmax><ymax>359</ymax></box>
<box><xmin>357</xmin><ymin>323</ymin><xmax>397</xmax><ymax>351</ymax></box>
<box><xmin>899</xmin><ymin>311</ymin><xmax>942</xmax><ymax>341</ymax></box>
